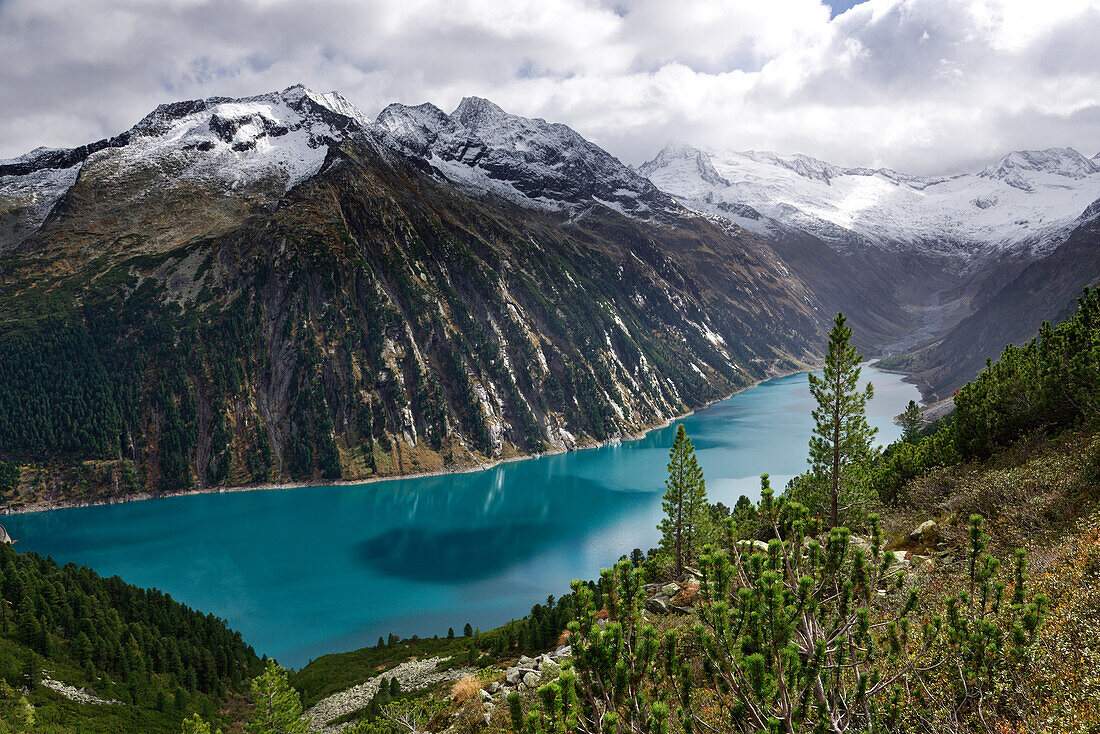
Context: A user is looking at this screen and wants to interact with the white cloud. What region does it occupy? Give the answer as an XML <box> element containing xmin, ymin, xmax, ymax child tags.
<box><xmin>1</xmin><ymin>0</ymin><xmax>1098</xmax><ymax>175</ymax></box>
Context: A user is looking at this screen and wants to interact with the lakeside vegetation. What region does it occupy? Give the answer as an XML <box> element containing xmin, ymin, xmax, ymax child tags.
<box><xmin>0</xmin><ymin>290</ymin><xmax>1097</xmax><ymax>733</ymax></box>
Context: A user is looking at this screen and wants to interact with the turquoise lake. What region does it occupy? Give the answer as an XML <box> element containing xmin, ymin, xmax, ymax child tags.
<box><xmin>3</xmin><ymin>367</ymin><xmax>919</xmax><ymax>669</ymax></box>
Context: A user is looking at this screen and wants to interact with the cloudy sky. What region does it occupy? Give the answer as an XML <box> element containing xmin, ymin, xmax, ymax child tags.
<box><xmin>1</xmin><ymin>0</ymin><xmax>1098</xmax><ymax>174</ymax></box>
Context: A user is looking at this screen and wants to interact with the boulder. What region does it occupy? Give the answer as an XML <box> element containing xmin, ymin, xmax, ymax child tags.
<box><xmin>480</xmin><ymin>689</ymin><xmax>492</xmax><ymax>702</ymax></box>
<box><xmin>849</xmin><ymin>536</ymin><xmax>873</xmax><ymax>556</ymax></box>
<box><xmin>910</xmin><ymin>521</ymin><xmax>938</xmax><ymax>542</ymax></box>
<box><xmin>884</xmin><ymin>551</ymin><xmax>911</xmax><ymax>579</ymax></box>
<box><xmin>523</xmin><ymin>672</ymin><xmax>540</xmax><ymax>689</ymax></box>
<box><xmin>670</xmin><ymin>583</ymin><xmax>699</xmax><ymax>607</ymax></box>
<box><xmin>660</xmin><ymin>582</ymin><xmax>681</xmax><ymax>598</ymax></box>
<box><xmin>682</xmin><ymin>566</ymin><xmax>703</xmax><ymax>581</ymax></box>
<box><xmin>505</xmin><ymin>667</ymin><xmax>523</xmax><ymax>685</ymax></box>
<box><xmin>518</xmin><ymin>655</ymin><xmax>536</xmax><ymax>668</ymax></box>
<box><xmin>554</xmin><ymin>645</ymin><xmax>572</xmax><ymax>658</ymax></box>
<box><xmin>645</xmin><ymin>595</ymin><xmax>672</xmax><ymax>614</ymax></box>
<box><xmin>738</xmin><ymin>539</ymin><xmax>770</xmax><ymax>555</ymax></box>
<box><xmin>910</xmin><ymin>555</ymin><xmax>934</xmax><ymax>572</ymax></box>
<box><xmin>540</xmin><ymin>660</ymin><xmax>561</xmax><ymax>680</ymax></box>
<box><xmin>488</xmin><ymin>681</ymin><xmax>501</xmax><ymax>694</ymax></box>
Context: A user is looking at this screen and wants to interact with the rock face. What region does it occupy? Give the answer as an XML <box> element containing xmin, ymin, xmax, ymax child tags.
<box><xmin>0</xmin><ymin>86</ymin><xmax>828</xmax><ymax>503</ymax></box>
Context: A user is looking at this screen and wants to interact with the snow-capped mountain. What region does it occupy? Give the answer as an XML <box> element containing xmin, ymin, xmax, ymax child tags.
<box><xmin>0</xmin><ymin>85</ymin><xmax>374</xmax><ymax>250</ymax></box>
<box><xmin>377</xmin><ymin>97</ymin><xmax>676</xmax><ymax>219</ymax></box>
<box><xmin>641</xmin><ymin>143</ymin><xmax>1100</xmax><ymax>261</ymax></box>
<box><xmin>1</xmin><ymin>87</ymin><xmax>686</xmax><ymax>251</ymax></box>
<box><xmin>0</xmin><ymin>86</ymin><xmax>832</xmax><ymax>492</ymax></box>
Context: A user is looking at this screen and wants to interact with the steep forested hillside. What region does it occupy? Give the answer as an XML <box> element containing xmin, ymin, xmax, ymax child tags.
<box><xmin>0</xmin><ymin>543</ymin><xmax>261</xmax><ymax>732</ymax></box>
<box><xmin>0</xmin><ymin>88</ymin><xmax>826</xmax><ymax>506</ymax></box>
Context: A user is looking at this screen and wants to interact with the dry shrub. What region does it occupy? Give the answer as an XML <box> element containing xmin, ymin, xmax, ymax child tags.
<box><xmin>450</xmin><ymin>675</ymin><xmax>481</xmax><ymax>705</ymax></box>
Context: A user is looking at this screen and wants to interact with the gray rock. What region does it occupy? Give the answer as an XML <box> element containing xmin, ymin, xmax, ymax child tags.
<box><xmin>661</xmin><ymin>582</ymin><xmax>680</xmax><ymax>597</ymax></box>
<box><xmin>523</xmin><ymin>671</ymin><xmax>540</xmax><ymax>688</ymax></box>
<box><xmin>505</xmin><ymin>667</ymin><xmax>523</xmax><ymax>685</ymax></box>
<box><xmin>645</xmin><ymin>595</ymin><xmax>672</xmax><ymax>614</ymax></box>
<box><xmin>738</xmin><ymin>539</ymin><xmax>770</xmax><ymax>555</ymax></box>
<box><xmin>910</xmin><ymin>555</ymin><xmax>934</xmax><ymax>572</ymax></box>
<box><xmin>480</xmin><ymin>689</ymin><xmax>492</xmax><ymax>702</ymax></box>
<box><xmin>910</xmin><ymin>520</ymin><xmax>938</xmax><ymax>542</ymax></box>
<box><xmin>884</xmin><ymin>551</ymin><xmax>911</xmax><ymax>579</ymax></box>
<box><xmin>540</xmin><ymin>660</ymin><xmax>562</xmax><ymax>680</ymax></box>
<box><xmin>849</xmin><ymin>535</ymin><xmax>873</xmax><ymax>556</ymax></box>
<box><xmin>488</xmin><ymin>681</ymin><xmax>501</xmax><ymax>693</ymax></box>
<box><xmin>554</xmin><ymin>645</ymin><xmax>572</xmax><ymax>658</ymax></box>
<box><xmin>518</xmin><ymin>655</ymin><xmax>536</xmax><ymax>668</ymax></box>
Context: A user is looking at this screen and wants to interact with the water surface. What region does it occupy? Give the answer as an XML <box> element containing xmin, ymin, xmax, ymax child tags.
<box><xmin>4</xmin><ymin>367</ymin><xmax>918</xmax><ymax>668</ymax></box>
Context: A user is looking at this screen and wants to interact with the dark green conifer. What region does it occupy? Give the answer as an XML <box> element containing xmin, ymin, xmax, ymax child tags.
<box><xmin>808</xmin><ymin>313</ymin><xmax>876</xmax><ymax>527</ymax></box>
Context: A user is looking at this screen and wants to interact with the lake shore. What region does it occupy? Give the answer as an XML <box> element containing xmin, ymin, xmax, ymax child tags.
<box><xmin>1</xmin><ymin>365</ymin><xmax>812</xmax><ymax>517</ymax></box>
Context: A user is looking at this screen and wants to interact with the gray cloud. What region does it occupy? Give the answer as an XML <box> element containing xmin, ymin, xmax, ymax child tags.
<box><xmin>1</xmin><ymin>0</ymin><xmax>1098</xmax><ymax>175</ymax></box>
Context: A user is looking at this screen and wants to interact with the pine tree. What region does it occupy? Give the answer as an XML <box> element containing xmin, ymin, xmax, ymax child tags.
<box><xmin>181</xmin><ymin>713</ymin><xmax>223</xmax><ymax>734</ymax></box>
<box><xmin>463</xmin><ymin>622</ymin><xmax>473</xmax><ymax>638</ymax></box>
<box><xmin>899</xmin><ymin>399</ymin><xmax>922</xmax><ymax>442</ymax></box>
<box><xmin>658</xmin><ymin>424</ymin><xmax>710</xmax><ymax>577</ymax></box>
<box><xmin>809</xmin><ymin>313</ymin><xmax>876</xmax><ymax>528</ymax></box>
<box><xmin>246</xmin><ymin>660</ymin><xmax>309</xmax><ymax>734</ymax></box>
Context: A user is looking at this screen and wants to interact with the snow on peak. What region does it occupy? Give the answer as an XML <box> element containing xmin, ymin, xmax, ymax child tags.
<box><xmin>739</xmin><ymin>151</ymin><xmax>843</xmax><ymax>184</ymax></box>
<box><xmin>1</xmin><ymin>85</ymin><xmax>386</xmax><ymax>250</ymax></box>
<box><xmin>642</xmin><ymin>143</ymin><xmax>1100</xmax><ymax>259</ymax></box>
<box><xmin>639</xmin><ymin>142</ymin><xmax>729</xmax><ymax>188</ymax></box>
<box><xmin>452</xmin><ymin>96</ymin><xmax>509</xmax><ymax>128</ymax></box>
<box><xmin>982</xmin><ymin>147</ymin><xmax>1098</xmax><ymax>179</ymax></box>
<box><xmin>377</xmin><ymin>98</ymin><xmax>674</xmax><ymax>219</ymax></box>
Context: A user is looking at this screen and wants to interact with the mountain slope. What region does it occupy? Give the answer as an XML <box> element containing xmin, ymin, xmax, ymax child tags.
<box><xmin>906</xmin><ymin>207</ymin><xmax>1100</xmax><ymax>399</ymax></box>
<box><xmin>642</xmin><ymin>142</ymin><xmax>1100</xmax><ymax>392</ymax></box>
<box><xmin>0</xmin><ymin>87</ymin><xmax>825</xmax><ymax>503</ymax></box>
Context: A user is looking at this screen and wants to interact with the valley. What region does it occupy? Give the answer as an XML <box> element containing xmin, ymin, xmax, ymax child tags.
<box><xmin>0</xmin><ymin>84</ymin><xmax>1098</xmax><ymax>734</ymax></box>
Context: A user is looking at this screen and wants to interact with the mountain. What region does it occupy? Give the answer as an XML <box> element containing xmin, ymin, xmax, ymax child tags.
<box><xmin>641</xmin><ymin>142</ymin><xmax>1100</xmax><ymax>395</ymax></box>
<box><xmin>376</xmin><ymin>96</ymin><xmax>679</xmax><ymax>220</ymax></box>
<box><xmin>641</xmin><ymin>143</ymin><xmax>1100</xmax><ymax>257</ymax></box>
<box><xmin>0</xmin><ymin>86</ymin><xmax>825</xmax><ymax>502</ymax></box>
<box><xmin>904</xmin><ymin>205</ymin><xmax>1100</xmax><ymax>400</ymax></box>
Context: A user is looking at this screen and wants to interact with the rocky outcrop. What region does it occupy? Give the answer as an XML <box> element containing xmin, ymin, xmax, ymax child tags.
<box><xmin>40</xmin><ymin>676</ymin><xmax>120</xmax><ymax>706</ymax></box>
<box><xmin>479</xmin><ymin>647</ymin><xmax>572</xmax><ymax>724</ymax></box>
<box><xmin>304</xmin><ymin>656</ymin><xmax>476</xmax><ymax>733</ymax></box>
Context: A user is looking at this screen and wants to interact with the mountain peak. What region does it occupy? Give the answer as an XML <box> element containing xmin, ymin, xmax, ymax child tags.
<box><xmin>982</xmin><ymin>147</ymin><xmax>1099</xmax><ymax>183</ymax></box>
<box><xmin>278</xmin><ymin>84</ymin><xmax>369</xmax><ymax>125</ymax></box>
<box><xmin>452</xmin><ymin>96</ymin><xmax>508</xmax><ymax>128</ymax></box>
<box><xmin>640</xmin><ymin>142</ymin><xmax>729</xmax><ymax>188</ymax></box>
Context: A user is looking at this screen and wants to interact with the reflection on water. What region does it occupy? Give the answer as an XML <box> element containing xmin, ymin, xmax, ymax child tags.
<box><xmin>3</xmin><ymin>368</ymin><xmax>919</xmax><ymax>668</ymax></box>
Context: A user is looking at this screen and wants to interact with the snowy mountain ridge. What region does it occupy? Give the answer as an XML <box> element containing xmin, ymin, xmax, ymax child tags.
<box><xmin>641</xmin><ymin>142</ymin><xmax>1100</xmax><ymax>261</ymax></box>
<box><xmin>0</xmin><ymin>85</ymin><xmax>380</xmax><ymax>249</ymax></box>
<box><xmin>376</xmin><ymin>96</ymin><xmax>677</xmax><ymax>219</ymax></box>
